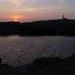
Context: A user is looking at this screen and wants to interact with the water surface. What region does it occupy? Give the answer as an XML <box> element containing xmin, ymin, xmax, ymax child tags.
<box><xmin>0</xmin><ymin>36</ymin><xmax>74</xmax><ymax>66</ymax></box>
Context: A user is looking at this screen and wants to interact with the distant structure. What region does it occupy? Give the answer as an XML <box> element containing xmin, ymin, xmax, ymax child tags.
<box><xmin>62</xmin><ymin>14</ymin><xmax>67</xmax><ymax>20</ymax></box>
<box><xmin>62</xmin><ymin>14</ymin><xmax>65</xmax><ymax>19</ymax></box>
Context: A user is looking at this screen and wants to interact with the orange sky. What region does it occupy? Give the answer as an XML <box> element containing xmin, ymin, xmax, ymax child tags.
<box><xmin>0</xmin><ymin>0</ymin><xmax>75</xmax><ymax>22</ymax></box>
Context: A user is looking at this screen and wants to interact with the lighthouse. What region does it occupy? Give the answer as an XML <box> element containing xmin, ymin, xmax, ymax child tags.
<box><xmin>62</xmin><ymin>14</ymin><xmax>65</xmax><ymax>19</ymax></box>
<box><xmin>62</xmin><ymin>14</ymin><xmax>67</xmax><ymax>20</ymax></box>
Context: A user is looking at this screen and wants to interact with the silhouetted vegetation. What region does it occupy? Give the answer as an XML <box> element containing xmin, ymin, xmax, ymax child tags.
<box><xmin>0</xmin><ymin>19</ymin><xmax>75</xmax><ymax>36</ymax></box>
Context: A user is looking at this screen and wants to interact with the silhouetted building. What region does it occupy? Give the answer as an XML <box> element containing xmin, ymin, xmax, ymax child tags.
<box><xmin>62</xmin><ymin>14</ymin><xmax>67</xmax><ymax>20</ymax></box>
<box><xmin>62</xmin><ymin>14</ymin><xmax>65</xmax><ymax>19</ymax></box>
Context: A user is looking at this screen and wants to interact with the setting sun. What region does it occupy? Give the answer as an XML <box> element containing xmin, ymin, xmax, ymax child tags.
<box><xmin>10</xmin><ymin>15</ymin><xmax>22</xmax><ymax>22</ymax></box>
<box><xmin>14</xmin><ymin>19</ymin><xmax>18</xmax><ymax>22</ymax></box>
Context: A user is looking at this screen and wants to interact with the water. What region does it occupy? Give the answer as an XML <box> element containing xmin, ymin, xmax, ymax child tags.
<box><xmin>0</xmin><ymin>35</ymin><xmax>75</xmax><ymax>66</ymax></box>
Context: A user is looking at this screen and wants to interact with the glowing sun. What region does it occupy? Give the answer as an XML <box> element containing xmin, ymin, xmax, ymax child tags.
<box><xmin>10</xmin><ymin>15</ymin><xmax>22</xmax><ymax>22</ymax></box>
<box><xmin>14</xmin><ymin>19</ymin><xmax>18</xmax><ymax>22</ymax></box>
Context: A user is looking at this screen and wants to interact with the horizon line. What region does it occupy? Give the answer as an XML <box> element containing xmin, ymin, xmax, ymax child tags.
<box><xmin>0</xmin><ymin>18</ymin><xmax>75</xmax><ymax>23</ymax></box>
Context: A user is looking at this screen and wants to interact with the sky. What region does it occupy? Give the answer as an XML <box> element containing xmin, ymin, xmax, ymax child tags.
<box><xmin>0</xmin><ymin>0</ymin><xmax>75</xmax><ymax>22</ymax></box>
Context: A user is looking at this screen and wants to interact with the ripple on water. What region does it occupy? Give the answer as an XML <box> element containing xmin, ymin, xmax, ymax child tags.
<box><xmin>0</xmin><ymin>36</ymin><xmax>74</xmax><ymax>66</ymax></box>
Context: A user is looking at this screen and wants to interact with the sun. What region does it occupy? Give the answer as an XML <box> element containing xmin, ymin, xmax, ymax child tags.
<box><xmin>12</xmin><ymin>15</ymin><xmax>20</xmax><ymax>22</ymax></box>
<box><xmin>10</xmin><ymin>15</ymin><xmax>21</xmax><ymax>22</ymax></box>
<box><xmin>14</xmin><ymin>19</ymin><xmax>18</xmax><ymax>22</ymax></box>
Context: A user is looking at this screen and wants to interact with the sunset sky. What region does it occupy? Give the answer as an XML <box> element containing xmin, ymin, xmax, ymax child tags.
<box><xmin>0</xmin><ymin>0</ymin><xmax>75</xmax><ymax>22</ymax></box>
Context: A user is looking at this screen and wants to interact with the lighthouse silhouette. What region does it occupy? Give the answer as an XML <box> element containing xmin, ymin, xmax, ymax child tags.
<box><xmin>62</xmin><ymin>14</ymin><xmax>67</xmax><ymax>20</ymax></box>
<box><xmin>62</xmin><ymin>14</ymin><xmax>65</xmax><ymax>19</ymax></box>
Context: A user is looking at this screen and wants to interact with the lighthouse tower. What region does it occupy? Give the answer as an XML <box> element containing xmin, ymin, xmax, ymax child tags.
<box><xmin>62</xmin><ymin>14</ymin><xmax>67</xmax><ymax>20</ymax></box>
<box><xmin>62</xmin><ymin>14</ymin><xmax>65</xmax><ymax>19</ymax></box>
